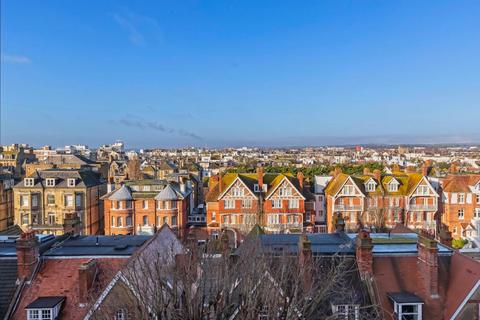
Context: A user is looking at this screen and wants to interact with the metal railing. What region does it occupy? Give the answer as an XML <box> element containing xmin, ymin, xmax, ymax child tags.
<box><xmin>334</xmin><ymin>205</ymin><xmax>362</xmax><ymax>211</ymax></box>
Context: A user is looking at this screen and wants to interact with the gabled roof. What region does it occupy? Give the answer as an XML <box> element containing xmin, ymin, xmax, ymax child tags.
<box><xmin>107</xmin><ymin>185</ymin><xmax>133</xmax><ymax>201</ymax></box>
<box><xmin>155</xmin><ymin>184</ymin><xmax>182</xmax><ymax>201</ymax></box>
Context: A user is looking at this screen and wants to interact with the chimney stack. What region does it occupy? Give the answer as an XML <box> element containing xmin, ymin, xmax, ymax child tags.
<box><xmin>297</xmin><ymin>171</ymin><xmax>304</xmax><ymax>190</ymax></box>
<box><xmin>356</xmin><ymin>230</ymin><xmax>373</xmax><ymax>279</ymax></box>
<box><xmin>392</xmin><ymin>163</ymin><xmax>401</xmax><ymax>172</ymax></box>
<box><xmin>335</xmin><ymin>214</ymin><xmax>345</xmax><ymax>233</ymax></box>
<box><xmin>363</xmin><ymin>167</ymin><xmax>370</xmax><ymax>175</ymax></box>
<box><xmin>438</xmin><ymin>228</ymin><xmax>453</xmax><ymax>248</ymax></box>
<box><xmin>417</xmin><ymin>236</ymin><xmax>439</xmax><ymax>297</ymax></box>
<box><xmin>16</xmin><ymin>231</ymin><xmax>39</xmax><ymax>281</ymax></box>
<box><xmin>257</xmin><ymin>167</ymin><xmax>264</xmax><ymax>190</ymax></box>
<box><xmin>373</xmin><ymin>169</ymin><xmax>381</xmax><ymax>182</ymax></box>
<box><xmin>449</xmin><ymin>163</ymin><xmax>458</xmax><ymax>174</ymax></box>
<box><xmin>333</xmin><ymin>167</ymin><xmax>342</xmax><ymax>177</ymax></box>
<box><xmin>218</xmin><ymin>175</ymin><xmax>223</xmax><ymax>193</ymax></box>
<box><xmin>422</xmin><ymin>162</ymin><xmax>429</xmax><ymax>177</ymax></box>
<box><xmin>78</xmin><ymin>259</ymin><xmax>98</xmax><ymax>306</ymax></box>
<box><xmin>298</xmin><ymin>234</ymin><xmax>313</xmax><ymax>291</ymax></box>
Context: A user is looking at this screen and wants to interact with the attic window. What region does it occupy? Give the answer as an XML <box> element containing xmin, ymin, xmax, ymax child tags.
<box><xmin>331</xmin><ymin>304</ymin><xmax>359</xmax><ymax>320</ymax></box>
<box><xmin>388</xmin><ymin>181</ymin><xmax>399</xmax><ymax>192</ymax></box>
<box><xmin>24</xmin><ymin>178</ymin><xmax>34</xmax><ymax>187</ymax></box>
<box><xmin>254</xmin><ymin>184</ymin><xmax>260</xmax><ymax>192</ymax></box>
<box><xmin>26</xmin><ymin>296</ymin><xmax>65</xmax><ymax>320</ymax></box>
<box><xmin>67</xmin><ymin>179</ymin><xmax>76</xmax><ymax>187</ymax></box>
<box><xmin>365</xmin><ymin>181</ymin><xmax>376</xmax><ymax>192</ymax></box>
<box><xmin>45</xmin><ymin>178</ymin><xmax>55</xmax><ymax>187</ymax></box>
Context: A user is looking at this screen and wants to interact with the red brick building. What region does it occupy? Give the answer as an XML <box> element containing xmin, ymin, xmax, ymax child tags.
<box><xmin>205</xmin><ymin>168</ymin><xmax>315</xmax><ymax>236</ymax></box>
<box><xmin>324</xmin><ymin>168</ymin><xmax>440</xmax><ymax>234</ymax></box>
<box><xmin>441</xmin><ymin>174</ymin><xmax>480</xmax><ymax>239</ymax></box>
<box><xmin>102</xmin><ymin>180</ymin><xmax>192</xmax><ymax>238</ymax></box>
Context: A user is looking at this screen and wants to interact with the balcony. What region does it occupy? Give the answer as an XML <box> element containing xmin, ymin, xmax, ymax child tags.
<box><xmin>265</xmin><ymin>223</ymin><xmax>303</xmax><ymax>231</ymax></box>
<box><xmin>334</xmin><ymin>205</ymin><xmax>362</xmax><ymax>211</ymax></box>
<box><xmin>136</xmin><ymin>225</ymin><xmax>155</xmax><ymax>235</ymax></box>
<box><xmin>408</xmin><ymin>205</ymin><xmax>437</xmax><ymax>212</ymax></box>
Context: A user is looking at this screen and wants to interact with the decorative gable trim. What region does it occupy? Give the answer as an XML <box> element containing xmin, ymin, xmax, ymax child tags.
<box><xmin>333</xmin><ymin>176</ymin><xmax>365</xmax><ymax>198</ymax></box>
<box><xmin>265</xmin><ymin>177</ymin><xmax>305</xmax><ymax>200</ymax></box>
<box><xmin>409</xmin><ymin>177</ymin><xmax>439</xmax><ymax>197</ymax></box>
<box><xmin>217</xmin><ymin>177</ymin><xmax>258</xmax><ymax>201</ymax></box>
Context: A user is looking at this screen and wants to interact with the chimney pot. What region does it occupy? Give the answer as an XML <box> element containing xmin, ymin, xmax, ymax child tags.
<box><xmin>373</xmin><ymin>169</ymin><xmax>382</xmax><ymax>182</ymax></box>
<box><xmin>297</xmin><ymin>171</ymin><xmax>304</xmax><ymax>190</ymax></box>
<box><xmin>257</xmin><ymin>167</ymin><xmax>264</xmax><ymax>189</ymax></box>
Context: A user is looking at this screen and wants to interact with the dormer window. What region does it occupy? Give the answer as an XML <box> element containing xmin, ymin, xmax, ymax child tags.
<box><xmin>24</xmin><ymin>178</ymin><xmax>34</xmax><ymax>187</ymax></box>
<box><xmin>365</xmin><ymin>181</ymin><xmax>376</xmax><ymax>192</ymax></box>
<box><xmin>388</xmin><ymin>180</ymin><xmax>400</xmax><ymax>192</ymax></box>
<box><xmin>26</xmin><ymin>296</ymin><xmax>65</xmax><ymax>320</ymax></box>
<box><xmin>45</xmin><ymin>178</ymin><xmax>55</xmax><ymax>187</ymax></box>
<box><xmin>388</xmin><ymin>292</ymin><xmax>423</xmax><ymax>320</ymax></box>
<box><xmin>67</xmin><ymin>178</ymin><xmax>76</xmax><ymax>187</ymax></box>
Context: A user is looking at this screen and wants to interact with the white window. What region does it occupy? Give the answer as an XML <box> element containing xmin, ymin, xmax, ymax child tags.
<box><xmin>41</xmin><ymin>309</ymin><xmax>51</xmax><ymax>320</ymax></box>
<box><xmin>172</xmin><ymin>216</ymin><xmax>177</xmax><ymax>226</ymax></box>
<box><xmin>458</xmin><ymin>209</ymin><xmax>464</xmax><ymax>220</ymax></box>
<box><xmin>271</xmin><ymin>199</ymin><xmax>282</xmax><ymax>208</ymax></box>
<box><xmin>27</xmin><ymin>309</ymin><xmax>39</xmax><ymax>320</ymax></box>
<box><xmin>268</xmin><ymin>214</ymin><xmax>280</xmax><ymax>224</ymax></box>
<box><xmin>417</xmin><ymin>185</ymin><xmax>429</xmax><ymax>195</ymax></box>
<box><xmin>388</xmin><ymin>183</ymin><xmax>399</xmax><ymax>192</ymax></box>
<box><xmin>289</xmin><ymin>199</ymin><xmax>299</xmax><ymax>209</ymax></box>
<box><xmin>20</xmin><ymin>195</ymin><xmax>29</xmax><ymax>207</ymax></box>
<box><xmin>232</xmin><ymin>187</ymin><xmax>243</xmax><ymax>197</ymax></box>
<box><xmin>262</xmin><ymin>184</ymin><xmax>267</xmax><ymax>192</ymax></box>
<box><xmin>115</xmin><ymin>309</ymin><xmax>126</xmax><ymax>320</ymax></box>
<box><xmin>397</xmin><ymin>304</ymin><xmax>422</xmax><ymax>320</ymax></box>
<box><xmin>242</xmin><ymin>199</ymin><xmax>252</xmax><ymax>208</ymax></box>
<box><xmin>64</xmin><ymin>194</ymin><xmax>74</xmax><ymax>207</ymax></box>
<box><xmin>458</xmin><ymin>193</ymin><xmax>465</xmax><ymax>204</ymax></box>
<box><xmin>31</xmin><ymin>194</ymin><xmax>39</xmax><ymax>207</ymax></box>
<box><xmin>224</xmin><ymin>199</ymin><xmax>235</xmax><ymax>209</ymax></box>
<box><xmin>211</xmin><ymin>211</ymin><xmax>216</xmax><ymax>221</ymax></box>
<box><xmin>45</xmin><ymin>178</ymin><xmax>55</xmax><ymax>187</ymax></box>
<box><xmin>24</xmin><ymin>178</ymin><xmax>34</xmax><ymax>187</ymax></box>
<box><xmin>332</xmin><ymin>304</ymin><xmax>359</xmax><ymax>320</ymax></box>
<box><xmin>48</xmin><ymin>213</ymin><xmax>56</xmax><ymax>225</ymax></box>
<box><xmin>112</xmin><ymin>216</ymin><xmax>115</xmax><ymax>227</ymax></box>
<box><xmin>365</xmin><ymin>182</ymin><xmax>376</xmax><ymax>192</ymax></box>
<box><xmin>343</xmin><ymin>185</ymin><xmax>354</xmax><ymax>195</ymax></box>
<box><xmin>476</xmin><ymin>195</ymin><xmax>480</xmax><ymax>204</ymax></box>
<box><xmin>279</xmin><ymin>187</ymin><xmax>292</xmax><ymax>196</ymax></box>
<box><xmin>254</xmin><ymin>184</ymin><xmax>260</xmax><ymax>192</ymax></box>
<box><xmin>142</xmin><ymin>200</ymin><xmax>148</xmax><ymax>209</ymax></box>
<box><xmin>474</xmin><ymin>208</ymin><xmax>480</xmax><ymax>219</ymax></box>
<box><xmin>67</xmin><ymin>178</ymin><xmax>76</xmax><ymax>187</ymax></box>
<box><xmin>47</xmin><ymin>194</ymin><xmax>55</xmax><ymax>205</ymax></box>
<box><xmin>117</xmin><ymin>217</ymin><xmax>123</xmax><ymax>227</ymax></box>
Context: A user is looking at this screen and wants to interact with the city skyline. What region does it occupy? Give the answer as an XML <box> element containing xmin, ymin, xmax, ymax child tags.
<box><xmin>2</xmin><ymin>1</ymin><xmax>480</xmax><ymax>147</ymax></box>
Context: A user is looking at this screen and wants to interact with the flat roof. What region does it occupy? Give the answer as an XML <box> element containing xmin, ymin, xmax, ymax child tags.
<box><xmin>388</xmin><ymin>292</ymin><xmax>424</xmax><ymax>304</ymax></box>
<box><xmin>44</xmin><ymin>235</ymin><xmax>150</xmax><ymax>257</ymax></box>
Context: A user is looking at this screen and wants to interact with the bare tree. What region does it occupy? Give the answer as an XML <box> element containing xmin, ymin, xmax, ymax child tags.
<box><xmin>89</xmin><ymin>235</ymin><xmax>380</xmax><ymax>320</ymax></box>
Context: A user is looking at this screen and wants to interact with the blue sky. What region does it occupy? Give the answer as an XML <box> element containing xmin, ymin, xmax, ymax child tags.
<box><xmin>1</xmin><ymin>1</ymin><xmax>479</xmax><ymax>148</ymax></box>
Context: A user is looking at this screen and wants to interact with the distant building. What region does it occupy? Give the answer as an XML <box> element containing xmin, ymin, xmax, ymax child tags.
<box><xmin>324</xmin><ymin>167</ymin><xmax>439</xmax><ymax>234</ymax></box>
<box><xmin>441</xmin><ymin>174</ymin><xmax>480</xmax><ymax>239</ymax></box>
<box><xmin>205</xmin><ymin>168</ymin><xmax>315</xmax><ymax>236</ymax></box>
<box><xmin>102</xmin><ymin>179</ymin><xmax>193</xmax><ymax>237</ymax></box>
<box><xmin>13</xmin><ymin>169</ymin><xmax>106</xmax><ymax>235</ymax></box>
<box><xmin>0</xmin><ymin>173</ymin><xmax>15</xmax><ymax>232</ymax></box>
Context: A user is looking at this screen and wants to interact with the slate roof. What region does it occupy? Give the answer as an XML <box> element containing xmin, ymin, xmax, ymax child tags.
<box><xmin>40</xmin><ymin>154</ymin><xmax>96</xmax><ymax>165</ymax></box>
<box><xmin>26</xmin><ymin>296</ymin><xmax>65</xmax><ymax>309</ymax></box>
<box><xmin>107</xmin><ymin>184</ymin><xmax>133</xmax><ymax>201</ymax></box>
<box><xmin>258</xmin><ymin>232</ymin><xmax>355</xmax><ymax>255</ymax></box>
<box><xmin>0</xmin><ymin>259</ymin><xmax>17</xmax><ymax>319</ymax></box>
<box><xmin>387</xmin><ymin>292</ymin><xmax>423</xmax><ymax>304</ymax></box>
<box><xmin>155</xmin><ymin>184</ymin><xmax>181</xmax><ymax>200</ymax></box>
<box><xmin>44</xmin><ymin>235</ymin><xmax>150</xmax><ymax>257</ymax></box>
<box><xmin>14</xmin><ymin>169</ymin><xmax>102</xmax><ymax>188</ymax></box>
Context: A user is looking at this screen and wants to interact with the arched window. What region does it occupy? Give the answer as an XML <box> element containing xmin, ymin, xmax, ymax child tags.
<box><xmin>117</xmin><ymin>217</ymin><xmax>123</xmax><ymax>227</ymax></box>
<box><xmin>142</xmin><ymin>215</ymin><xmax>148</xmax><ymax>225</ymax></box>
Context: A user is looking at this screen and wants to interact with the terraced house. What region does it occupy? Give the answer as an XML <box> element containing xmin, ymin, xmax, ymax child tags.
<box><xmin>324</xmin><ymin>168</ymin><xmax>440</xmax><ymax>233</ymax></box>
<box><xmin>13</xmin><ymin>169</ymin><xmax>106</xmax><ymax>235</ymax></box>
<box><xmin>205</xmin><ymin>168</ymin><xmax>315</xmax><ymax>235</ymax></box>
<box><xmin>441</xmin><ymin>174</ymin><xmax>480</xmax><ymax>239</ymax></box>
<box><xmin>102</xmin><ymin>179</ymin><xmax>193</xmax><ymax>237</ymax></box>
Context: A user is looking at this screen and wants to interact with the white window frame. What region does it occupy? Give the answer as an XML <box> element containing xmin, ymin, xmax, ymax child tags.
<box><xmin>458</xmin><ymin>209</ymin><xmax>465</xmax><ymax>220</ymax></box>
<box><xmin>365</xmin><ymin>182</ymin><xmax>376</xmax><ymax>192</ymax></box>
<box><xmin>332</xmin><ymin>304</ymin><xmax>359</xmax><ymax>320</ymax></box>
<box><xmin>67</xmin><ymin>178</ymin><xmax>76</xmax><ymax>187</ymax></box>
<box><xmin>343</xmin><ymin>185</ymin><xmax>354</xmax><ymax>195</ymax></box>
<box><xmin>142</xmin><ymin>200</ymin><xmax>148</xmax><ymax>209</ymax></box>
<box><xmin>20</xmin><ymin>194</ymin><xmax>29</xmax><ymax>207</ymax></box>
<box><xmin>224</xmin><ymin>199</ymin><xmax>235</xmax><ymax>209</ymax></box>
<box><xmin>458</xmin><ymin>193</ymin><xmax>465</xmax><ymax>204</ymax></box>
<box><xmin>289</xmin><ymin>199</ymin><xmax>299</xmax><ymax>209</ymax></box>
<box><xmin>45</xmin><ymin>178</ymin><xmax>55</xmax><ymax>187</ymax></box>
<box><xmin>242</xmin><ymin>199</ymin><xmax>252</xmax><ymax>208</ymax></box>
<box><xmin>271</xmin><ymin>199</ymin><xmax>282</xmax><ymax>209</ymax></box>
<box><xmin>64</xmin><ymin>194</ymin><xmax>74</xmax><ymax>207</ymax></box>
<box><xmin>388</xmin><ymin>183</ymin><xmax>399</xmax><ymax>192</ymax></box>
<box><xmin>24</xmin><ymin>178</ymin><xmax>34</xmax><ymax>187</ymax></box>
<box><xmin>474</xmin><ymin>208</ymin><xmax>480</xmax><ymax>219</ymax></box>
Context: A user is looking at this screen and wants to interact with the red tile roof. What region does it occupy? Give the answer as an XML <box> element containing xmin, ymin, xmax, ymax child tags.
<box><xmin>12</xmin><ymin>258</ymin><xmax>127</xmax><ymax>320</ymax></box>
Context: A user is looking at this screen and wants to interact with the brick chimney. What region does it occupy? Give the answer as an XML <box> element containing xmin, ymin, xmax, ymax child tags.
<box><xmin>417</xmin><ymin>236</ymin><xmax>439</xmax><ymax>298</ymax></box>
<box><xmin>78</xmin><ymin>259</ymin><xmax>98</xmax><ymax>305</ymax></box>
<box><xmin>297</xmin><ymin>171</ymin><xmax>304</xmax><ymax>190</ymax></box>
<box><xmin>16</xmin><ymin>231</ymin><xmax>39</xmax><ymax>281</ymax></box>
<box><xmin>406</xmin><ymin>166</ymin><xmax>416</xmax><ymax>173</ymax></box>
<box><xmin>218</xmin><ymin>175</ymin><xmax>223</xmax><ymax>193</ymax></box>
<box><xmin>298</xmin><ymin>234</ymin><xmax>313</xmax><ymax>291</ymax></box>
<box><xmin>373</xmin><ymin>169</ymin><xmax>381</xmax><ymax>182</ymax></box>
<box><xmin>356</xmin><ymin>230</ymin><xmax>373</xmax><ymax>279</ymax></box>
<box><xmin>438</xmin><ymin>228</ymin><xmax>453</xmax><ymax>248</ymax></box>
<box><xmin>449</xmin><ymin>163</ymin><xmax>458</xmax><ymax>174</ymax></box>
<box><xmin>209</xmin><ymin>175</ymin><xmax>219</xmax><ymax>191</ymax></box>
<box><xmin>257</xmin><ymin>167</ymin><xmax>264</xmax><ymax>190</ymax></box>
<box><xmin>392</xmin><ymin>163</ymin><xmax>401</xmax><ymax>172</ymax></box>
<box><xmin>335</xmin><ymin>214</ymin><xmax>345</xmax><ymax>233</ymax></box>
<box><xmin>422</xmin><ymin>162</ymin><xmax>429</xmax><ymax>176</ymax></box>
<box><xmin>363</xmin><ymin>167</ymin><xmax>370</xmax><ymax>175</ymax></box>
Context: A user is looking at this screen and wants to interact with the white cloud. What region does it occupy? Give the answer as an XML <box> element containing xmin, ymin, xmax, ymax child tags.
<box><xmin>1</xmin><ymin>54</ymin><xmax>31</xmax><ymax>64</ymax></box>
<box><xmin>112</xmin><ymin>10</ymin><xmax>162</xmax><ymax>46</ymax></box>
